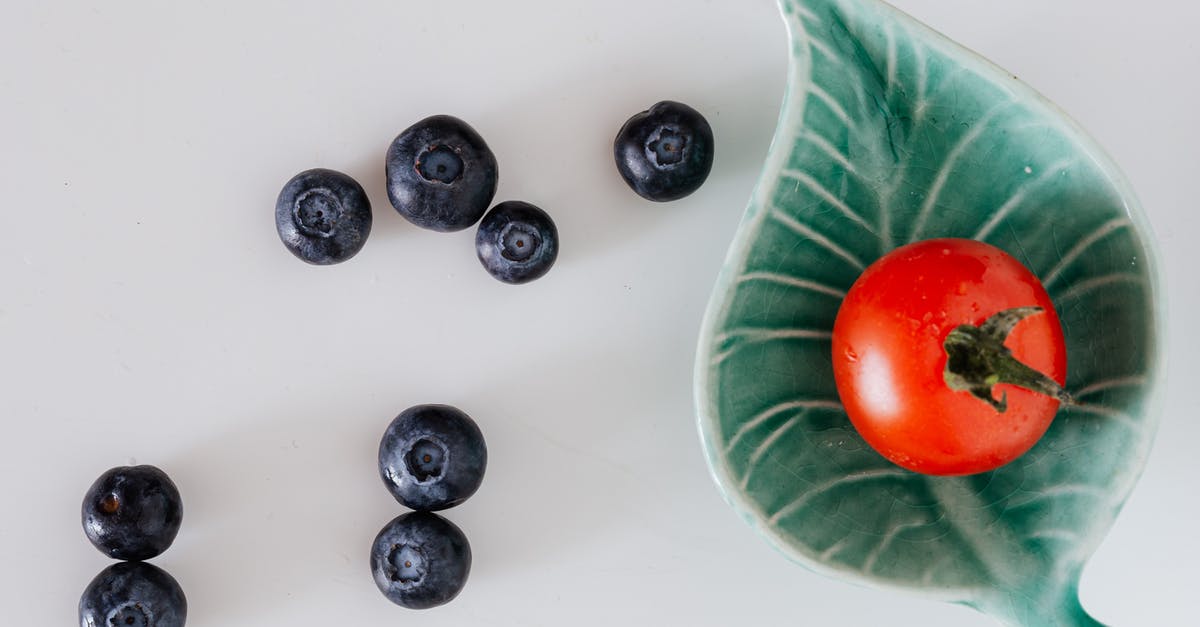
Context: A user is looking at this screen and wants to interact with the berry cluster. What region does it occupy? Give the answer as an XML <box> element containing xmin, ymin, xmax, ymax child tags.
<box><xmin>275</xmin><ymin>101</ymin><xmax>713</xmax><ymax>284</ymax></box>
<box><xmin>276</xmin><ymin>116</ymin><xmax>560</xmax><ymax>285</ymax></box>
<box><xmin>79</xmin><ymin>465</ymin><xmax>187</xmax><ymax>627</ymax></box>
<box><xmin>371</xmin><ymin>404</ymin><xmax>488</xmax><ymax>609</ymax></box>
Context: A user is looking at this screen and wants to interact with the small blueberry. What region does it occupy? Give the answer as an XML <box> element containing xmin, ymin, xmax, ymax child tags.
<box><xmin>614</xmin><ymin>100</ymin><xmax>714</xmax><ymax>201</ymax></box>
<box><xmin>379</xmin><ymin>404</ymin><xmax>487</xmax><ymax>511</ymax></box>
<box><xmin>79</xmin><ymin>562</ymin><xmax>187</xmax><ymax>627</ymax></box>
<box><xmin>82</xmin><ymin>465</ymin><xmax>183</xmax><ymax>561</ymax></box>
<box><xmin>275</xmin><ymin>168</ymin><xmax>372</xmax><ymax>265</ymax></box>
<box><xmin>370</xmin><ymin>511</ymin><xmax>472</xmax><ymax>610</ymax></box>
<box><xmin>385</xmin><ymin>115</ymin><xmax>499</xmax><ymax>232</ymax></box>
<box><xmin>475</xmin><ymin>201</ymin><xmax>559</xmax><ymax>284</ymax></box>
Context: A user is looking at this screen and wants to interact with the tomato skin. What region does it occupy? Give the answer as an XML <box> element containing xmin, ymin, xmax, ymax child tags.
<box><xmin>831</xmin><ymin>238</ymin><xmax>1067</xmax><ymax>476</ymax></box>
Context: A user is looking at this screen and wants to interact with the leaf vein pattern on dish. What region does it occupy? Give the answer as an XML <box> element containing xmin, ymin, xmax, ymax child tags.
<box><xmin>725</xmin><ymin>399</ymin><xmax>844</xmax><ymax>454</ymax></box>
<box><xmin>734</xmin><ymin>272</ymin><xmax>848</xmax><ymax>298</ymax></box>
<box><xmin>1024</xmin><ymin>215</ymin><xmax>1129</xmax><ymax>287</ymax></box>
<box><xmin>970</xmin><ymin>159</ymin><xmax>1075</xmax><ymax>242</ymax></box>
<box><xmin>711</xmin><ymin>327</ymin><xmax>834</xmax><ymax>366</ymax></box>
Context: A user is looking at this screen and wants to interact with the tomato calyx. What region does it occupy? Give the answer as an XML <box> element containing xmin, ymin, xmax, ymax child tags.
<box><xmin>943</xmin><ymin>306</ymin><xmax>1074</xmax><ymax>413</ymax></box>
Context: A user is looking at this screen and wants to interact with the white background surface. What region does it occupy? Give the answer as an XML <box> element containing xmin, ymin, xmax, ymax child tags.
<box><xmin>2</xmin><ymin>1</ymin><xmax>1196</xmax><ymax>625</ymax></box>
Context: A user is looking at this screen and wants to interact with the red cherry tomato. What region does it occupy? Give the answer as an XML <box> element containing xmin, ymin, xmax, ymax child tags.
<box><xmin>831</xmin><ymin>238</ymin><xmax>1068</xmax><ymax>476</ymax></box>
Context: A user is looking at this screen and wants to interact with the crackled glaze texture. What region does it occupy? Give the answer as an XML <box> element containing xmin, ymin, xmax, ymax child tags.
<box><xmin>695</xmin><ymin>0</ymin><xmax>1162</xmax><ymax>625</ymax></box>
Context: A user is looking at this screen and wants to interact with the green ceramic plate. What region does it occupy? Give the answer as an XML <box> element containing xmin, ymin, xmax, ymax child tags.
<box><xmin>694</xmin><ymin>0</ymin><xmax>1163</xmax><ymax>625</ymax></box>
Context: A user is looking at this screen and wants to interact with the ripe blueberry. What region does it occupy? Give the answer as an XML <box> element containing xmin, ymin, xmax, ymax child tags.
<box><xmin>370</xmin><ymin>511</ymin><xmax>472</xmax><ymax>610</ymax></box>
<box><xmin>82</xmin><ymin>465</ymin><xmax>183</xmax><ymax>561</ymax></box>
<box><xmin>614</xmin><ymin>101</ymin><xmax>714</xmax><ymax>201</ymax></box>
<box><xmin>275</xmin><ymin>168</ymin><xmax>372</xmax><ymax>265</ymax></box>
<box><xmin>79</xmin><ymin>561</ymin><xmax>187</xmax><ymax>627</ymax></box>
<box><xmin>379</xmin><ymin>404</ymin><xmax>487</xmax><ymax>511</ymax></box>
<box><xmin>475</xmin><ymin>201</ymin><xmax>558</xmax><ymax>284</ymax></box>
<box><xmin>385</xmin><ymin>115</ymin><xmax>499</xmax><ymax>232</ymax></box>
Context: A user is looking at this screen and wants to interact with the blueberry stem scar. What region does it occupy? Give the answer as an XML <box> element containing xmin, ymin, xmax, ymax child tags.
<box><xmin>943</xmin><ymin>306</ymin><xmax>1073</xmax><ymax>412</ymax></box>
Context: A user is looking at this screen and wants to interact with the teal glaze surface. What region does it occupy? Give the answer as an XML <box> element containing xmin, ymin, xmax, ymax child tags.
<box><xmin>694</xmin><ymin>0</ymin><xmax>1163</xmax><ymax>624</ymax></box>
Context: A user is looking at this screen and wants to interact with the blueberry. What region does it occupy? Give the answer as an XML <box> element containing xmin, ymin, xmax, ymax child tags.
<box><xmin>370</xmin><ymin>511</ymin><xmax>472</xmax><ymax>609</ymax></box>
<box><xmin>79</xmin><ymin>561</ymin><xmax>187</xmax><ymax>627</ymax></box>
<box><xmin>275</xmin><ymin>168</ymin><xmax>372</xmax><ymax>265</ymax></box>
<box><xmin>386</xmin><ymin>115</ymin><xmax>499</xmax><ymax>232</ymax></box>
<box><xmin>82</xmin><ymin>465</ymin><xmax>183</xmax><ymax>561</ymax></box>
<box><xmin>475</xmin><ymin>201</ymin><xmax>559</xmax><ymax>284</ymax></box>
<box><xmin>614</xmin><ymin>101</ymin><xmax>714</xmax><ymax>201</ymax></box>
<box><xmin>379</xmin><ymin>404</ymin><xmax>487</xmax><ymax>511</ymax></box>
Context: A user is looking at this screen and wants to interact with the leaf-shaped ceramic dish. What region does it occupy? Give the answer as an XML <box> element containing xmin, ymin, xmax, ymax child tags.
<box><xmin>695</xmin><ymin>0</ymin><xmax>1163</xmax><ymax>625</ymax></box>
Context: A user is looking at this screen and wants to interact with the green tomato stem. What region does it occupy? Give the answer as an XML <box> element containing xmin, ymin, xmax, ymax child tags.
<box><xmin>942</xmin><ymin>306</ymin><xmax>1073</xmax><ymax>412</ymax></box>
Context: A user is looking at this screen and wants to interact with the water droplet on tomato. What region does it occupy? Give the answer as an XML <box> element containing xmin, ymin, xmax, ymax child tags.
<box><xmin>844</xmin><ymin>347</ymin><xmax>859</xmax><ymax>363</ymax></box>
